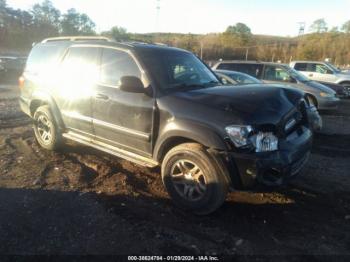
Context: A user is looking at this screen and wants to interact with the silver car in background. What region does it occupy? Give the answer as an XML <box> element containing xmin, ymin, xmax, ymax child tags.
<box><xmin>212</xmin><ymin>61</ymin><xmax>339</xmax><ymax>110</ymax></box>
<box><xmin>290</xmin><ymin>61</ymin><xmax>350</xmax><ymax>93</ymax></box>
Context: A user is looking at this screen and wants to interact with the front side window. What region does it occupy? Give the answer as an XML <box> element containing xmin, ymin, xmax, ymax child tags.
<box><xmin>325</xmin><ymin>62</ymin><xmax>340</xmax><ymax>73</ymax></box>
<box><xmin>263</xmin><ymin>65</ymin><xmax>290</xmax><ymax>82</ymax></box>
<box><xmin>306</xmin><ymin>63</ymin><xmax>332</xmax><ymax>74</ymax></box>
<box><xmin>100</xmin><ymin>48</ymin><xmax>141</xmax><ymax>87</ymax></box>
<box><xmin>315</xmin><ymin>64</ymin><xmax>331</xmax><ymax>74</ymax></box>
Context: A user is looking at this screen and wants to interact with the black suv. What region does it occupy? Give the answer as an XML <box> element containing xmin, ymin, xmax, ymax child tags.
<box><xmin>20</xmin><ymin>37</ymin><xmax>319</xmax><ymax>214</ymax></box>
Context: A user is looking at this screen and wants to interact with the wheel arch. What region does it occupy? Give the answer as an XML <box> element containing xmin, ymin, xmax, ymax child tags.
<box><xmin>154</xmin><ymin>123</ymin><xmax>228</xmax><ymax>163</ymax></box>
<box><xmin>338</xmin><ymin>80</ymin><xmax>350</xmax><ymax>86</ymax></box>
<box><xmin>29</xmin><ymin>91</ymin><xmax>65</xmax><ymax>130</ymax></box>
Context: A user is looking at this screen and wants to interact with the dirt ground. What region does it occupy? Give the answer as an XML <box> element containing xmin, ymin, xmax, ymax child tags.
<box><xmin>0</xmin><ymin>85</ymin><xmax>350</xmax><ymax>257</ymax></box>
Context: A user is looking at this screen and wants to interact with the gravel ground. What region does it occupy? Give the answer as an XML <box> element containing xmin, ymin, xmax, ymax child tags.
<box><xmin>0</xmin><ymin>86</ymin><xmax>350</xmax><ymax>257</ymax></box>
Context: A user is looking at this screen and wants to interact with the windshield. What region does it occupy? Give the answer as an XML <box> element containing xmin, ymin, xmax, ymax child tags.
<box><xmin>325</xmin><ymin>62</ymin><xmax>341</xmax><ymax>73</ymax></box>
<box><xmin>281</xmin><ymin>65</ymin><xmax>310</xmax><ymax>82</ymax></box>
<box><xmin>139</xmin><ymin>49</ymin><xmax>220</xmax><ymax>92</ymax></box>
<box><xmin>225</xmin><ymin>72</ymin><xmax>261</xmax><ymax>84</ymax></box>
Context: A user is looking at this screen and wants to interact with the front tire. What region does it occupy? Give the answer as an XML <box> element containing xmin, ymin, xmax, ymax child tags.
<box><xmin>33</xmin><ymin>105</ymin><xmax>62</xmax><ymax>150</ymax></box>
<box><xmin>161</xmin><ymin>143</ymin><xmax>229</xmax><ymax>215</ymax></box>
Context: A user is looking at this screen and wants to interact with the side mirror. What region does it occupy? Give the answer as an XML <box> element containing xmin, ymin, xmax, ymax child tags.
<box><xmin>119</xmin><ymin>76</ymin><xmax>144</xmax><ymax>93</ymax></box>
<box><xmin>326</xmin><ymin>69</ymin><xmax>334</xmax><ymax>75</ymax></box>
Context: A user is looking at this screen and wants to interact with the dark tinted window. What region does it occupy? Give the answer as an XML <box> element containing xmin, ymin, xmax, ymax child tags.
<box><xmin>62</xmin><ymin>47</ymin><xmax>100</xmax><ymax>67</ymax></box>
<box><xmin>60</xmin><ymin>47</ymin><xmax>100</xmax><ymax>85</ymax></box>
<box><xmin>100</xmin><ymin>48</ymin><xmax>141</xmax><ymax>86</ymax></box>
<box><xmin>217</xmin><ymin>63</ymin><xmax>238</xmax><ymax>71</ymax></box>
<box><xmin>217</xmin><ymin>63</ymin><xmax>263</xmax><ymax>78</ymax></box>
<box><xmin>26</xmin><ymin>43</ymin><xmax>67</xmax><ymax>74</ymax></box>
<box><xmin>294</xmin><ymin>63</ymin><xmax>308</xmax><ymax>71</ymax></box>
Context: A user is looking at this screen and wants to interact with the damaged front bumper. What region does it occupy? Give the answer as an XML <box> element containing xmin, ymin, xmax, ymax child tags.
<box><xmin>230</xmin><ymin>126</ymin><xmax>313</xmax><ymax>188</ymax></box>
<box><xmin>306</xmin><ymin>105</ymin><xmax>322</xmax><ymax>131</ymax></box>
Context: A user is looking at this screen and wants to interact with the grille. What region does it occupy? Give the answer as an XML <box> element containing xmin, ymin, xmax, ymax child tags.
<box><xmin>281</xmin><ymin>100</ymin><xmax>307</xmax><ymax>137</ymax></box>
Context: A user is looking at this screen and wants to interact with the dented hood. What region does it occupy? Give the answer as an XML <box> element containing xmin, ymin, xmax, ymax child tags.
<box><xmin>173</xmin><ymin>84</ymin><xmax>304</xmax><ymax>126</ymax></box>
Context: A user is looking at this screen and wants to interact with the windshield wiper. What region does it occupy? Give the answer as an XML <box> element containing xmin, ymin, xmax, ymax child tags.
<box><xmin>203</xmin><ymin>80</ymin><xmax>221</xmax><ymax>86</ymax></box>
<box><xmin>171</xmin><ymin>83</ymin><xmax>206</xmax><ymax>91</ymax></box>
<box><xmin>170</xmin><ymin>81</ymin><xmax>220</xmax><ymax>92</ymax></box>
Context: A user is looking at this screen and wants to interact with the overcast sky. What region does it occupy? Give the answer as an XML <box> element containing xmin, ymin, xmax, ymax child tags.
<box><xmin>6</xmin><ymin>0</ymin><xmax>350</xmax><ymax>36</ymax></box>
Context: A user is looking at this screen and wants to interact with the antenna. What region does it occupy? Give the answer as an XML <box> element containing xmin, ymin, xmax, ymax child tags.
<box><xmin>298</xmin><ymin>22</ymin><xmax>306</xmax><ymax>36</ymax></box>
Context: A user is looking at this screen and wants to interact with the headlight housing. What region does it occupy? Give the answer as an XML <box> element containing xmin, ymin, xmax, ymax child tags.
<box><xmin>320</xmin><ymin>92</ymin><xmax>333</xmax><ymax>98</ymax></box>
<box><xmin>225</xmin><ymin>125</ymin><xmax>278</xmax><ymax>152</ymax></box>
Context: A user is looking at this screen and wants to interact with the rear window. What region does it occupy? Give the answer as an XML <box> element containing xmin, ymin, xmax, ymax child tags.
<box><xmin>25</xmin><ymin>43</ymin><xmax>67</xmax><ymax>74</ymax></box>
<box><xmin>216</xmin><ymin>63</ymin><xmax>263</xmax><ymax>78</ymax></box>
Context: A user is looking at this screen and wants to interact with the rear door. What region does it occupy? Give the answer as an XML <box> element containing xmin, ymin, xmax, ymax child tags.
<box><xmin>92</xmin><ymin>47</ymin><xmax>154</xmax><ymax>156</ymax></box>
<box><xmin>55</xmin><ymin>46</ymin><xmax>101</xmax><ymax>137</ymax></box>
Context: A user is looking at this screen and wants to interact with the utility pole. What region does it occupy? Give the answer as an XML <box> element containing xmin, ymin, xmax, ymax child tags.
<box><xmin>298</xmin><ymin>22</ymin><xmax>306</xmax><ymax>36</ymax></box>
<box><xmin>245</xmin><ymin>48</ymin><xmax>249</xmax><ymax>61</ymax></box>
<box><xmin>155</xmin><ymin>0</ymin><xmax>160</xmax><ymax>33</ymax></box>
<box><xmin>200</xmin><ymin>42</ymin><xmax>203</xmax><ymax>59</ymax></box>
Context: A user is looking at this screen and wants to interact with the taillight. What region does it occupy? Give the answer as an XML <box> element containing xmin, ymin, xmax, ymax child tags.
<box><xmin>19</xmin><ymin>76</ymin><xmax>25</xmax><ymax>89</ymax></box>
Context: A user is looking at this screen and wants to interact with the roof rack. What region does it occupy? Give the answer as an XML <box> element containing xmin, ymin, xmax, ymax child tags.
<box><xmin>41</xmin><ymin>36</ymin><xmax>112</xmax><ymax>43</ymax></box>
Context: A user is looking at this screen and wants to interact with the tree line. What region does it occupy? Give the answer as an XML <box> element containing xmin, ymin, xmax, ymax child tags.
<box><xmin>1</xmin><ymin>0</ymin><xmax>350</xmax><ymax>65</ymax></box>
<box><xmin>0</xmin><ymin>0</ymin><xmax>95</xmax><ymax>51</ymax></box>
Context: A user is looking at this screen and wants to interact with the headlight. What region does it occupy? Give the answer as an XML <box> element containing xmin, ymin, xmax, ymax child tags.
<box><xmin>225</xmin><ymin>125</ymin><xmax>278</xmax><ymax>152</ymax></box>
<box><xmin>320</xmin><ymin>92</ymin><xmax>333</xmax><ymax>98</ymax></box>
<box><xmin>225</xmin><ymin>125</ymin><xmax>253</xmax><ymax>147</ymax></box>
<box><xmin>251</xmin><ymin>132</ymin><xmax>278</xmax><ymax>152</ymax></box>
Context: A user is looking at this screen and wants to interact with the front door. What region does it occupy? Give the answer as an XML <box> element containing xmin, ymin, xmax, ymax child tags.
<box><xmin>92</xmin><ymin>47</ymin><xmax>154</xmax><ymax>156</ymax></box>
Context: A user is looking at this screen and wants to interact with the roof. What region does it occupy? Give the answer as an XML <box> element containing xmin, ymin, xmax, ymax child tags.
<box><xmin>41</xmin><ymin>36</ymin><xmax>112</xmax><ymax>43</ymax></box>
<box><xmin>215</xmin><ymin>60</ymin><xmax>286</xmax><ymax>66</ymax></box>
<box><xmin>290</xmin><ymin>61</ymin><xmax>327</xmax><ymax>64</ymax></box>
<box><xmin>39</xmin><ymin>36</ymin><xmax>187</xmax><ymax>53</ymax></box>
<box><xmin>214</xmin><ymin>69</ymin><xmax>250</xmax><ymax>75</ymax></box>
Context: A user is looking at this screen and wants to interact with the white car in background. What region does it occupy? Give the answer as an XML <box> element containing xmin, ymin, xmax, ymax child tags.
<box><xmin>290</xmin><ymin>61</ymin><xmax>350</xmax><ymax>92</ymax></box>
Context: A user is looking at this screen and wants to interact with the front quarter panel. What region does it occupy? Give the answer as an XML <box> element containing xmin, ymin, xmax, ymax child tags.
<box><xmin>153</xmin><ymin>96</ymin><xmax>228</xmax><ymax>161</ymax></box>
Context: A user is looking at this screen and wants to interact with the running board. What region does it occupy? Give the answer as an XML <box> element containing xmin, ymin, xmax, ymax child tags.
<box><xmin>63</xmin><ymin>132</ymin><xmax>159</xmax><ymax>168</ymax></box>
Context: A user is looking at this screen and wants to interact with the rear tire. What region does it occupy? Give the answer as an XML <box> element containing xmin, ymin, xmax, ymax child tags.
<box><xmin>33</xmin><ymin>105</ymin><xmax>62</xmax><ymax>150</ymax></box>
<box><xmin>161</xmin><ymin>143</ymin><xmax>229</xmax><ymax>215</ymax></box>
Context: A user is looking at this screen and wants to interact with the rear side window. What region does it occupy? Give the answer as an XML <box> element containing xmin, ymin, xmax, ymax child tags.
<box><xmin>217</xmin><ymin>63</ymin><xmax>263</xmax><ymax>78</ymax></box>
<box><xmin>26</xmin><ymin>43</ymin><xmax>67</xmax><ymax>74</ymax></box>
<box><xmin>60</xmin><ymin>46</ymin><xmax>100</xmax><ymax>86</ymax></box>
<box><xmin>294</xmin><ymin>63</ymin><xmax>308</xmax><ymax>71</ymax></box>
<box><xmin>100</xmin><ymin>48</ymin><xmax>141</xmax><ymax>87</ymax></box>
